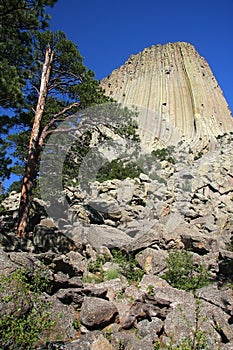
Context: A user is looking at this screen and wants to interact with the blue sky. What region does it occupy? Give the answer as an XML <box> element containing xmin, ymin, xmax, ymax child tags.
<box><xmin>48</xmin><ymin>0</ymin><xmax>233</xmax><ymax>113</ymax></box>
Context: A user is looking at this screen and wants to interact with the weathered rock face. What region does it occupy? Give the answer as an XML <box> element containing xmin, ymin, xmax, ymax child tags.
<box><xmin>101</xmin><ymin>42</ymin><xmax>233</xmax><ymax>150</ymax></box>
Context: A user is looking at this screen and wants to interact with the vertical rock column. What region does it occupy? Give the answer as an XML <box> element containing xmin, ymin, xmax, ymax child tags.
<box><xmin>101</xmin><ymin>42</ymin><xmax>233</xmax><ymax>151</ymax></box>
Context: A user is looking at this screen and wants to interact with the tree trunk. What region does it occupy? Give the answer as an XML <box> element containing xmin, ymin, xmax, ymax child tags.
<box><xmin>17</xmin><ymin>45</ymin><xmax>54</xmax><ymax>238</ymax></box>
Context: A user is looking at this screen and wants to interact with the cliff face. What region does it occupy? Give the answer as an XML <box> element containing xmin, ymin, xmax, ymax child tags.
<box><xmin>101</xmin><ymin>42</ymin><xmax>233</xmax><ymax>150</ymax></box>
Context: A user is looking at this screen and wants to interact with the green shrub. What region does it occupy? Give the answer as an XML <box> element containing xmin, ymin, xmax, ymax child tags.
<box><xmin>104</xmin><ymin>268</ymin><xmax>121</xmax><ymax>280</ymax></box>
<box><xmin>0</xmin><ymin>268</ymin><xmax>54</xmax><ymax>350</ymax></box>
<box><xmin>96</xmin><ymin>158</ymin><xmax>142</xmax><ymax>182</ymax></box>
<box><xmin>111</xmin><ymin>249</ymin><xmax>144</xmax><ymax>283</ymax></box>
<box><xmin>87</xmin><ymin>254</ymin><xmax>109</xmax><ymax>274</ymax></box>
<box><xmin>146</xmin><ymin>284</ymin><xmax>155</xmax><ymax>296</ymax></box>
<box><xmin>151</xmin><ymin>147</ymin><xmax>176</xmax><ymax>164</ymax></box>
<box><xmin>85</xmin><ymin>249</ymin><xmax>144</xmax><ymax>284</ymax></box>
<box><xmin>84</xmin><ymin>254</ymin><xmax>110</xmax><ymax>283</ymax></box>
<box><xmin>162</xmin><ymin>250</ymin><xmax>210</xmax><ymax>292</ymax></box>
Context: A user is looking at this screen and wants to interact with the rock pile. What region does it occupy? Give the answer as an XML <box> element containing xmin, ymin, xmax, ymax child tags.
<box><xmin>0</xmin><ymin>133</ymin><xmax>233</xmax><ymax>349</ymax></box>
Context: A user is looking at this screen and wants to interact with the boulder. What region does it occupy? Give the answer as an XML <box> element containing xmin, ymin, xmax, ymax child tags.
<box><xmin>80</xmin><ymin>296</ymin><xmax>118</xmax><ymax>328</ymax></box>
<box><xmin>37</xmin><ymin>294</ymin><xmax>77</xmax><ymax>345</ymax></box>
<box><xmin>0</xmin><ymin>248</ymin><xmax>18</xmax><ymax>274</ymax></box>
<box><xmin>84</xmin><ymin>225</ymin><xmax>132</xmax><ymax>250</ymax></box>
<box><xmin>52</xmin><ymin>251</ymin><xmax>85</xmax><ymax>277</ymax></box>
<box><xmin>136</xmin><ymin>248</ymin><xmax>168</xmax><ymax>274</ymax></box>
<box><xmin>137</xmin><ymin>318</ymin><xmax>163</xmax><ymax>342</ymax></box>
<box><xmin>91</xmin><ymin>334</ymin><xmax>114</xmax><ymax>350</ymax></box>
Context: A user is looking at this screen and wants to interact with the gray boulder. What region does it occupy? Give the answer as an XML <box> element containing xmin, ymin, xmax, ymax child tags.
<box><xmin>80</xmin><ymin>296</ymin><xmax>118</xmax><ymax>328</ymax></box>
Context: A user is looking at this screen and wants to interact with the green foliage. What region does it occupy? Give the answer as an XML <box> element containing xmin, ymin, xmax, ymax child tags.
<box><xmin>104</xmin><ymin>328</ymin><xmax>113</xmax><ymax>341</ymax></box>
<box><xmin>72</xmin><ymin>318</ymin><xmax>80</xmax><ymax>331</ymax></box>
<box><xmin>111</xmin><ymin>249</ymin><xmax>144</xmax><ymax>283</ymax></box>
<box><xmin>174</xmin><ymin>298</ymin><xmax>208</xmax><ymax>350</ymax></box>
<box><xmin>162</xmin><ymin>250</ymin><xmax>211</xmax><ymax>292</ymax></box>
<box><xmin>0</xmin><ymin>0</ymin><xmax>57</xmax><ymax>108</ymax></box>
<box><xmin>0</xmin><ymin>0</ymin><xmax>58</xmax><ymax>182</ymax></box>
<box><xmin>0</xmin><ymin>193</ymin><xmax>7</xmax><ymax>214</ymax></box>
<box><xmin>3</xmin><ymin>29</ymin><xmax>110</xmax><ymax>186</ymax></box>
<box><xmin>85</xmin><ymin>249</ymin><xmax>144</xmax><ymax>284</ymax></box>
<box><xmin>115</xmin><ymin>119</ymin><xmax>140</xmax><ymax>142</ymax></box>
<box><xmin>154</xmin><ymin>330</ymin><xmax>209</xmax><ymax>350</ymax></box>
<box><xmin>62</xmin><ymin>104</ymin><xmax>141</xmax><ymax>186</ymax></box>
<box><xmin>96</xmin><ymin>158</ymin><xmax>142</xmax><ymax>182</ymax></box>
<box><xmin>0</xmin><ymin>268</ymin><xmax>54</xmax><ymax>350</ymax></box>
<box><xmin>176</xmin><ymin>330</ymin><xmax>207</xmax><ymax>349</ymax></box>
<box><xmin>85</xmin><ymin>254</ymin><xmax>121</xmax><ymax>283</ymax></box>
<box><xmin>151</xmin><ymin>147</ymin><xmax>176</xmax><ymax>164</ymax></box>
<box><xmin>7</xmin><ymin>179</ymin><xmax>23</xmax><ymax>194</ymax></box>
<box><xmin>146</xmin><ymin>284</ymin><xmax>155</xmax><ymax>296</ymax></box>
<box><xmin>87</xmin><ymin>254</ymin><xmax>109</xmax><ymax>274</ymax></box>
<box><xmin>0</xmin><ymin>138</ymin><xmax>12</xmax><ymax>181</ymax></box>
<box><xmin>62</xmin><ymin>131</ymin><xmax>93</xmax><ymax>186</ymax></box>
<box><xmin>104</xmin><ymin>268</ymin><xmax>122</xmax><ymax>281</ymax></box>
<box><xmin>117</xmin><ymin>339</ymin><xmax>125</xmax><ymax>350</ymax></box>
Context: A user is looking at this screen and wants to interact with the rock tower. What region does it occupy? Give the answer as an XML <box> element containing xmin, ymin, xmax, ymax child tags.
<box><xmin>101</xmin><ymin>42</ymin><xmax>233</xmax><ymax>150</ymax></box>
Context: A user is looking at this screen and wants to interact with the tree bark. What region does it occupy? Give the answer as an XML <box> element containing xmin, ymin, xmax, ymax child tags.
<box><xmin>17</xmin><ymin>45</ymin><xmax>54</xmax><ymax>238</ymax></box>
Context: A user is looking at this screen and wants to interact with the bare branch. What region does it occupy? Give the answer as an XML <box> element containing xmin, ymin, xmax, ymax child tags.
<box><xmin>53</xmin><ymin>102</ymin><xmax>79</xmax><ymax>119</ymax></box>
<box><xmin>52</xmin><ymin>69</ymin><xmax>82</xmax><ymax>82</ymax></box>
<box><xmin>32</xmin><ymin>85</ymin><xmax>40</xmax><ymax>95</ymax></box>
<box><xmin>38</xmin><ymin>102</ymin><xmax>79</xmax><ymax>148</ymax></box>
<box><xmin>44</xmin><ymin>127</ymin><xmax>81</xmax><ymax>136</ymax></box>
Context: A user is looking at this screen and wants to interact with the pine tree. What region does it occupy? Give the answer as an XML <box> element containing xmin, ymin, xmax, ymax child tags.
<box><xmin>0</xmin><ymin>0</ymin><xmax>57</xmax><ymax>108</ymax></box>
<box><xmin>0</xmin><ymin>0</ymin><xmax>57</xmax><ymax>184</ymax></box>
<box><xmin>15</xmin><ymin>30</ymin><xmax>110</xmax><ymax>237</ymax></box>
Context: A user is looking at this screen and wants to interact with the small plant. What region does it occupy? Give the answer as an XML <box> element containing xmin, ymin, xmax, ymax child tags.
<box><xmin>118</xmin><ymin>338</ymin><xmax>125</xmax><ymax>349</ymax></box>
<box><xmin>162</xmin><ymin>250</ymin><xmax>211</xmax><ymax>292</ymax></box>
<box><xmin>104</xmin><ymin>328</ymin><xmax>113</xmax><ymax>341</ymax></box>
<box><xmin>146</xmin><ymin>284</ymin><xmax>155</xmax><ymax>296</ymax></box>
<box><xmin>82</xmin><ymin>273</ymin><xmax>103</xmax><ymax>284</ymax></box>
<box><xmin>151</xmin><ymin>147</ymin><xmax>176</xmax><ymax>164</ymax></box>
<box><xmin>153</xmin><ymin>341</ymin><xmax>161</xmax><ymax>349</ymax></box>
<box><xmin>115</xmin><ymin>290</ymin><xmax>124</xmax><ymax>300</ymax></box>
<box><xmin>0</xmin><ymin>268</ymin><xmax>55</xmax><ymax>350</ymax></box>
<box><xmin>111</xmin><ymin>249</ymin><xmax>144</xmax><ymax>283</ymax></box>
<box><xmin>172</xmin><ymin>298</ymin><xmax>209</xmax><ymax>350</ymax></box>
<box><xmin>171</xmin><ymin>332</ymin><xmax>207</xmax><ymax>349</ymax></box>
<box><xmin>72</xmin><ymin>318</ymin><xmax>80</xmax><ymax>331</ymax></box>
<box><xmin>87</xmin><ymin>254</ymin><xmax>109</xmax><ymax>274</ymax></box>
<box><xmin>84</xmin><ymin>254</ymin><xmax>109</xmax><ymax>282</ymax></box>
<box><xmin>154</xmin><ymin>331</ymin><xmax>208</xmax><ymax>350</ymax></box>
<box><xmin>104</xmin><ymin>268</ymin><xmax>121</xmax><ymax>281</ymax></box>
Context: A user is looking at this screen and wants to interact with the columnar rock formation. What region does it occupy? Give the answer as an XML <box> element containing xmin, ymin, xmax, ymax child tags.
<box><xmin>101</xmin><ymin>42</ymin><xmax>233</xmax><ymax>150</ymax></box>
